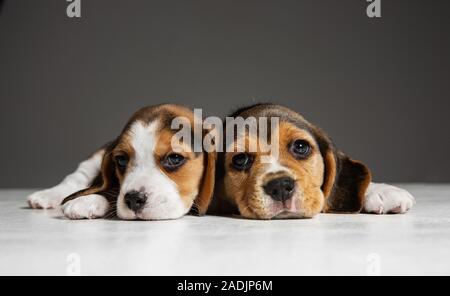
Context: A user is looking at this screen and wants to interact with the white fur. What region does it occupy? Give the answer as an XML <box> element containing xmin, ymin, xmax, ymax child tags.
<box><xmin>364</xmin><ymin>183</ymin><xmax>416</xmax><ymax>214</ymax></box>
<box><xmin>62</xmin><ymin>194</ymin><xmax>109</xmax><ymax>219</ymax></box>
<box><xmin>264</xmin><ymin>156</ymin><xmax>291</xmax><ymax>175</ymax></box>
<box><xmin>116</xmin><ymin>121</ymin><xmax>188</xmax><ymax>220</ymax></box>
<box><xmin>258</xmin><ymin>156</ymin><xmax>298</xmax><ymax>216</ymax></box>
<box><xmin>27</xmin><ymin>150</ymin><xmax>104</xmax><ymax>209</ymax></box>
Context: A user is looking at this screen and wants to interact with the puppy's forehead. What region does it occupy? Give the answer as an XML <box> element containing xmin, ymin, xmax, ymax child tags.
<box><xmin>128</xmin><ymin>120</ymin><xmax>159</xmax><ymax>159</ymax></box>
<box><xmin>229</xmin><ymin>104</ymin><xmax>333</xmax><ymax>155</ymax></box>
<box><xmin>229</xmin><ymin>104</ymin><xmax>318</xmax><ymax>144</ymax></box>
<box><xmin>231</xmin><ymin>103</ymin><xmax>312</xmax><ymax>130</ymax></box>
<box><xmin>125</xmin><ymin>104</ymin><xmax>196</xmax><ymax>132</ymax></box>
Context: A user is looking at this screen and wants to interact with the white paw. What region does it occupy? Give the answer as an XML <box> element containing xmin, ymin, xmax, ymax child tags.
<box><xmin>62</xmin><ymin>194</ymin><xmax>109</xmax><ymax>220</ymax></box>
<box><xmin>27</xmin><ymin>188</ymin><xmax>67</xmax><ymax>209</ymax></box>
<box><xmin>364</xmin><ymin>183</ymin><xmax>416</xmax><ymax>214</ymax></box>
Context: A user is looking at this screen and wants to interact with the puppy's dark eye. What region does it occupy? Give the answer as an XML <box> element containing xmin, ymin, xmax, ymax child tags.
<box><xmin>231</xmin><ymin>153</ymin><xmax>254</xmax><ymax>171</ymax></box>
<box><xmin>162</xmin><ymin>153</ymin><xmax>186</xmax><ymax>171</ymax></box>
<box><xmin>115</xmin><ymin>155</ymin><xmax>129</xmax><ymax>170</ymax></box>
<box><xmin>290</xmin><ymin>140</ymin><xmax>311</xmax><ymax>159</ymax></box>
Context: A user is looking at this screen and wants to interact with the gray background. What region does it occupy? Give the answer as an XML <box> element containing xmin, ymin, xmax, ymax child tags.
<box><xmin>0</xmin><ymin>0</ymin><xmax>449</xmax><ymax>188</ymax></box>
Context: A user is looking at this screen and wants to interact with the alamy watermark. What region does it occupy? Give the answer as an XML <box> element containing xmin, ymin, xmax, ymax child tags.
<box><xmin>366</xmin><ymin>252</ymin><xmax>381</xmax><ymax>276</ymax></box>
<box><xmin>367</xmin><ymin>0</ymin><xmax>381</xmax><ymax>18</ymax></box>
<box><xmin>66</xmin><ymin>0</ymin><xmax>81</xmax><ymax>18</ymax></box>
<box><xmin>65</xmin><ymin>1</ymin><xmax>380</xmax><ymax>20</ymax></box>
<box><xmin>170</xmin><ymin>109</ymin><xmax>280</xmax><ymax>163</ymax></box>
<box><xmin>66</xmin><ymin>253</ymin><xmax>81</xmax><ymax>276</ymax></box>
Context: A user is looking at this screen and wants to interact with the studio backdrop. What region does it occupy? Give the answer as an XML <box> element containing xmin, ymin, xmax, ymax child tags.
<box><xmin>0</xmin><ymin>0</ymin><xmax>449</xmax><ymax>188</ymax></box>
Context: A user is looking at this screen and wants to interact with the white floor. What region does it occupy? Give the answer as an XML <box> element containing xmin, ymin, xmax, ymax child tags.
<box><xmin>0</xmin><ymin>184</ymin><xmax>449</xmax><ymax>276</ymax></box>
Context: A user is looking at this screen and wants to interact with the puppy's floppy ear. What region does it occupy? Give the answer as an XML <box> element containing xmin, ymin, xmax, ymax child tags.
<box><xmin>315</xmin><ymin>130</ymin><xmax>372</xmax><ymax>213</ymax></box>
<box><xmin>61</xmin><ymin>141</ymin><xmax>120</xmax><ymax>205</ymax></box>
<box><xmin>192</xmin><ymin>150</ymin><xmax>217</xmax><ymax>216</ymax></box>
<box><xmin>190</xmin><ymin>129</ymin><xmax>218</xmax><ymax>216</ymax></box>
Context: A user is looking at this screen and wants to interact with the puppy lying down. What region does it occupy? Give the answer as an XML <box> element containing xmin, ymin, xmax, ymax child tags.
<box><xmin>27</xmin><ymin>103</ymin><xmax>414</xmax><ymax>220</ymax></box>
<box><xmin>27</xmin><ymin>104</ymin><xmax>216</xmax><ymax>220</ymax></box>
<box><xmin>209</xmin><ymin>104</ymin><xmax>415</xmax><ymax>219</ymax></box>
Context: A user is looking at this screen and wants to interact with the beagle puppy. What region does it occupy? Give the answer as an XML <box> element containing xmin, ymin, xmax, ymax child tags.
<box><xmin>210</xmin><ymin>103</ymin><xmax>415</xmax><ymax>219</ymax></box>
<box><xmin>27</xmin><ymin>104</ymin><xmax>215</xmax><ymax>220</ymax></box>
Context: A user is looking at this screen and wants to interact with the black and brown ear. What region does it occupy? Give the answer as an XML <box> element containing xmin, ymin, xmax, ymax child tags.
<box><xmin>61</xmin><ymin>142</ymin><xmax>120</xmax><ymax>206</ymax></box>
<box><xmin>311</xmin><ymin>126</ymin><xmax>372</xmax><ymax>213</ymax></box>
<box><xmin>321</xmin><ymin>148</ymin><xmax>371</xmax><ymax>213</ymax></box>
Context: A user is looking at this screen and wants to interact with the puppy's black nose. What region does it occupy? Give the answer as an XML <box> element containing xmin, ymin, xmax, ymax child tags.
<box><xmin>124</xmin><ymin>191</ymin><xmax>148</xmax><ymax>212</ymax></box>
<box><xmin>263</xmin><ymin>177</ymin><xmax>295</xmax><ymax>202</ymax></box>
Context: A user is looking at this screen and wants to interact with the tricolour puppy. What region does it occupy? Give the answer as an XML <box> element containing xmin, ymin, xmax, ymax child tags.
<box><xmin>27</xmin><ymin>104</ymin><xmax>216</xmax><ymax>220</ymax></box>
<box><xmin>211</xmin><ymin>103</ymin><xmax>415</xmax><ymax>219</ymax></box>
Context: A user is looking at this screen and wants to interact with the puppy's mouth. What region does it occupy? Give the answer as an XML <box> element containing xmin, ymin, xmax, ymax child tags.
<box><xmin>272</xmin><ymin>211</ymin><xmax>306</xmax><ymax>219</ymax></box>
<box><xmin>117</xmin><ymin>195</ymin><xmax>189</xmax><ymax>221</ymax></box>
<box><xmin>133</xmin><ymin>205</ymin><xmax>188</xmax><ymax>221</ymax></box>
<box><xmin>253</xmin><ymin>208</ymin><xmax>307</xmax><ymax>220</ymax></box>
<box><xmin>119</xmin><ymin>207</ymin><xmax>186</xmax><ymax>221</ymax></box>
<box><xmin>246</xmin><ymin>195</ymin><xmax>307</xmax><ymax>220</ymax></box>
<box><xmin>270</xmin><ymin>197</ymin><xmax>305</xmax><ymax>219</ymax></box>
<box><xmin>251</xmin><ymin>174</ymin><xmax>308</xmax><ymax>219</ymax></box>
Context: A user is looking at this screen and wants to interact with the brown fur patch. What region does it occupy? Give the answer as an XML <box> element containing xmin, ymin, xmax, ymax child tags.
<box><xmin>321</xmin><ymin>150</ymin><xmax>337</xmax><ymax>212</ymax></box>
<box><xmin>154</xmin><ymin>128</ymin><xmax>204</xmax><ymax>207</ymax></box>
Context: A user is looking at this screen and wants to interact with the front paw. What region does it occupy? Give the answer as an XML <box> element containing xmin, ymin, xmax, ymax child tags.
<box><xmin>62</xmin><ymin>194</ymin><xmax>109</xmax><ymax>220</ymax></box>
<box><xmin>364</xmin><ymin>183</ymin><xmax>415</xmax><ymax>214</ymax></box>
<box><xmin>27</xmin><ymin>189</ymin><xmax>66</xmax><ymax>209</ymax></box>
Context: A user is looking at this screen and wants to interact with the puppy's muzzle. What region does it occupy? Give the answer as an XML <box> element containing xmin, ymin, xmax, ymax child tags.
<box><xmin>124</xmin><ymin>191</ymin><xmax>148</xmax><ymax>212</ymax></box>
<box><xmin>263</xmin><ymin>176</ymin><xmax>295</xmax><ymax>202</ymax></box>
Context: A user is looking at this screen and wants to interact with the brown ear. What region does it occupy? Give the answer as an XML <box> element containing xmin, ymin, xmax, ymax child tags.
<box><xmin>191</xmin><ymin>149</ymin><xmax>217</xmax><ymax>216</ymax></box>
<box><xmin>61</xmin><ymin>141</ymin><xmax>120</xmax><ymax>205</ymax></box>
<box><xmin>321</xmin><ymin>149</ymin><xmax>371</xmax><ymax>213</ymax></box>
